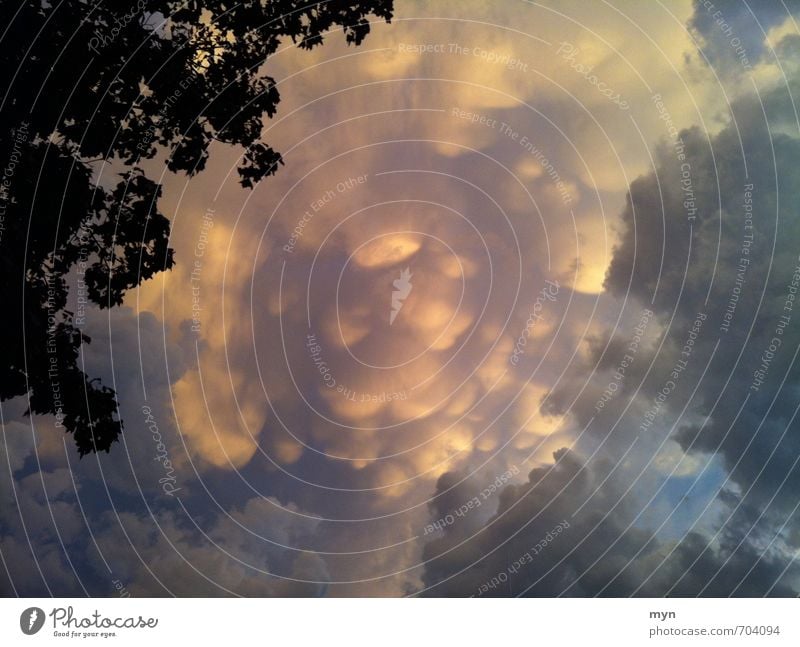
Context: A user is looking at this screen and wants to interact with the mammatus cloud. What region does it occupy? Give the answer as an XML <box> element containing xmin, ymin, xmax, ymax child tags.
<box><xmin>4</xmin><ymin>0</ymin><xmax>800</xmax><ymax>598</ymax></box>
<box><xmin>419</xmin><ymin>11</ymin><xmax>800</xmax><ymax>596</ymax></box>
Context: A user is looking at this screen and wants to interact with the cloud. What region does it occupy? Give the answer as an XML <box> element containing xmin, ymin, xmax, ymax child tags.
<box><xmin>602</xmin><ymin>72</ymin><xmax>800</xmax><ymax>521</ymax></box>
<box><xmin>6</xmin><ymin>0</ymin><xmax>800</xmax><ymax>598</ymax></box>
<box><xmin>420</xmin><ymin>450</ymin><xmax>800</xmax><ymax>595</ymax></box>
<box><xmin>420</xmin><ymin>9</ymin><xmax>800</xmax><ymax>596</ymax></box>
<box><xmin>688</xmin><ymin>0</ymin><xmax>800</xmax><ymax>78</ymax></box>
<box><xmin>0</xmin><ymin>448</ymin><xmax>332</xmax><ymax>596</ymax></box>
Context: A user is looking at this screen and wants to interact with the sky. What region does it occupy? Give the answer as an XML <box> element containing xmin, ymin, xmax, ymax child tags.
<box><xmin>3</xmin><ymin>0</ymin><xmax>800</xmax><ymax>597</ymax></box>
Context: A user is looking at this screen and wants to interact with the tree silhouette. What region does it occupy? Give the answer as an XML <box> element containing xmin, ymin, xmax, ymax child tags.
<box><xmin>0</xmin><ymin>0</ymin><xmax>393</xmax><ymax>456</ymax></box>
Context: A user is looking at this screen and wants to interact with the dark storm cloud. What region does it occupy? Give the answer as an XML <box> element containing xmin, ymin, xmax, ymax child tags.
<box><xmin>6</xmin><ymin>0</ymin><xmax>800</xmax><ymax>598</ymax></box>
<box><xmin>420</xmin><ymin>450</ymin><xmax>799</xmax><ymax>596</ymax></box>
<box><xmin>420</xmin><ymin>23</ymin><xmax>800</xmax><ymax>596</ymax></box>
<box><xmin>688</xmin><ymin>0</ymin><xmax>800</xmax><ymax>75</ymax></box>
<box><xmin>603</xmin><ymin>73</ymin><xmax>800</xmax><ymax>519</ymax></box>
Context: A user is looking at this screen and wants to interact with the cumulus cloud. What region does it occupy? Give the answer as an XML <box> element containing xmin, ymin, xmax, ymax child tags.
<box><xmin>421</xmin><ymin>450</ymin><xmax>800</xmax><ymax>596</ymax></box>
<box><xmin>420</xmin><ymin>4</ymin><xmax>800</xmax><ymax>596</ymax></box>
<box><xmin>5</xmin><ymin>0</ymin><xmax>800</xmax><ymax>598</ymax></box>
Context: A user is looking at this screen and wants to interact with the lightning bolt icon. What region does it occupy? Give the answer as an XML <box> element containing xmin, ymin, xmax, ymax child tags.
<box><xmin>28</xmin><ymin>609</ymin><xmax>38</xmax><ymax>630</ymax></box>
<box><xmin>390</xmin><ymin>267</ymin><xmax>413</xmax><ymax>325</ymax></box>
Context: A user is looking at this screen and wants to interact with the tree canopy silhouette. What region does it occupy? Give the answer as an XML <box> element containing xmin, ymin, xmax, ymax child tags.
<box><xmin>0</xmin><ymin>0</ymin><xmax>393</xmax><ymax>456</ymax></box>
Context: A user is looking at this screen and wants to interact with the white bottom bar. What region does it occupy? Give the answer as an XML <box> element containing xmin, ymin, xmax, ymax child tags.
<box><xmin>2</xmin><ymin>598</ymin><xmax>799</xmax><ymax>645</ymax></box>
